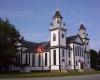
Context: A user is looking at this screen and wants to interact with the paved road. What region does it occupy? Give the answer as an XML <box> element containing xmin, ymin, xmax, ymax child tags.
<box><xmin>0</xmin><ymin>74</ymin><xmax>100</xmax><ymax>80</ymax></box>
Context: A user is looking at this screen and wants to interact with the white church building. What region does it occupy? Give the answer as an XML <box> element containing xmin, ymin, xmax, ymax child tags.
<box><xmin>15</xmin><ymin>8</ymin><xmax>90</xmax><ymax>72</ymax></box>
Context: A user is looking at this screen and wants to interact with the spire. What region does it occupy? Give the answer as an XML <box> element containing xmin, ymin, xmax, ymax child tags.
<box><xmin>79</xmin><ymin>24</ymin><xmax>86</xmax><ymax>31</ymax></box>
<box><xmin>53</xmin><ymin>8</ymin><xmax>63</xmax><ymax>19</ymax></box>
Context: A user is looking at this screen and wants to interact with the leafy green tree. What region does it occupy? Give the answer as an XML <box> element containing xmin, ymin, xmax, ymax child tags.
<box><xmin>90</xmin><ymin>49</ymin><xmax>98</xmax><ymax>69</ymax></box>
<box><xmin>0</xmin><ymin>18</ymin><xmax>20</xmax><ymax>71</ymax></box>
<box><xmin>97</xmin><ymin>50</ymin><xmax>100</xmax><ymax>65</ymax></box>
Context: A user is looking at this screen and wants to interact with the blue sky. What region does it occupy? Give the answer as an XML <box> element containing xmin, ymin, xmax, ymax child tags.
<box><xmin>0</xmin><ymin>0</ymin><xmax>100</xmax><ymax>51</ymax></box>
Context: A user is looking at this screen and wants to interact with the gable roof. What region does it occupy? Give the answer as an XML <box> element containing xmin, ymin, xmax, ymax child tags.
<box><xmin>66</xmin><ymin>35</ymin><xmax>84</xmax><ymax>45</ymax></box>
<box><xmin>20</xmin><ymin>40</ymin><xmax>50</xmax><ymax>53</ymax></box>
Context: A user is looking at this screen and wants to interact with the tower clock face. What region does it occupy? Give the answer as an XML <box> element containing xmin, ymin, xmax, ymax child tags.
<box><xmin>35</xmin><ymin>45</ymin><xmax>44</xmax><ymax>53</ymax></box>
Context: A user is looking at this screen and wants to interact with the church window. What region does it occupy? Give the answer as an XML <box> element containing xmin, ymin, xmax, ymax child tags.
<box><xmin>45</xmin><ymin>53</ymin><xmax>47</xmax><ymax>66</ymax></box>
<box><xmin>69</xmin><ymin>60</ymin><xmax>71</xmax><ymax>65</ymax></box>
<box><xmin>62</xmin><ymin>50</ymin><xmax>64</xmax><ymax>57</ymax></box>
<box><xmin>62</xmin><ymin>59</ymin><xmax>65</xmax><ymax>62</ymax></box>
<box><xmin>25</xmin><ymin>54</ymin><xmax>28</xmax><ymax>65</ymax></box>
<box><xmin>82</xmin><ymin>48</ymin><xmax>83</xmax><ymax>56</ymax></box>
<box><xmin>78</xmin><ymin>46</ymin><xmax>80</xmax><ymax>56</ymax></box>
<box><xmin>53</xmin><ymin>50</ymin><xmax>56</xmax><ymax>65</ymax></box>
<box><xmin>80</xmin><ymin>47</ymin><xmax>82</xmax><ymax>56</ymax></box>
<box><xmin>53</xmin><ymin>34</ymin><xmax>56</xmax><ymax>41</ymax></box>
<box><xmin>87</xmin><ymin>42</ymin><xmax>88</xmax><ymax>45</ymax></box>
<box><xmin>57</xmin><ymin>20</ymin><xmax>59</xmax><ymax>23</ymax></box>
<box><xmin>61</xmin><ymin>34</ymin><xmax>64</xmax><ymax>38</ymax></box>
<box><xmin>68</xmin><ymin>50</ymin><xmax>71</xmax><ymax>58</ymax></box>
<box><xmin>32</xmin><ymin>54</ymin><xmax>35</xmax><ymax>67</ymax></box>
<box><xmin>83</xmin><ymin>32</ymin><xmax>85</xmax><ymax>34</ymax></box>
<box><xmin>75</xmin><ymin>47</ymin><xmax>77</xmax><ymax>56</ymax></box>
<box><xmin>87</xmin><ymin>55</ymin><xmax>89</xmax><ymax>60</ymax></box>
<box><xmin>76</xmin><ymin>61</ymin><xmax>78</xmax><ymax>66</ymax></box>
<box><xmin>38</xmin><ymin>54</ymin><xmax>41</xmax><ymax>67</ymax></box>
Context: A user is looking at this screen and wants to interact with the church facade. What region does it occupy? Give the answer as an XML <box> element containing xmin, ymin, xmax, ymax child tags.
<box><xmin>14</xmin><ymin>9</ymin><xmax>90</xmax><ymax>72</ymax></box>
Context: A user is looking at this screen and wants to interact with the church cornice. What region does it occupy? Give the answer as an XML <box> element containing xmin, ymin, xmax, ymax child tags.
<box><xmin>82</xmin><ymin>37</ymin><xmax>90</xmax><ymax>40</ymax></box>
<box><xmin>67</xmin><ymin>41</ymin><xmax>84</xmax><ymax>45</ymax></box>
<box><xmin>49</xmin><ymin>27</ymin><xmax>66</xmax><ymax>31</ymax></box>
<box><xmin>50</xmin><ymin>45</ymin><xmax>72</xmax><ymax>50</ymax></box>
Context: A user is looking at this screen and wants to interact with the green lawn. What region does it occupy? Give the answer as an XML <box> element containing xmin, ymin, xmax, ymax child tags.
<box><xmin>0</xmin><ymin>71</ymin><xmax>100</xmax><ymax>78</ymax></box>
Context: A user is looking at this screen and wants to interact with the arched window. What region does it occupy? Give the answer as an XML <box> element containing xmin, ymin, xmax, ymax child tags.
<box><xmin>45</xmin><ymin>53</ymin><xmax>47</xmax><ymax>66</ymax></box>
<box><xmin>69</xmin><ymin>60</ymin><xmax>71</xmax><ymax>65</ymax></box>
<box><xmin>53</xmin><ymin>34</ymin><xmax>56</xmax><ymax>41</ymax></box>
<box><xmin>38</xmin><ymin>54</ymin><xmax>41</xmax><ymax>67</ymax></box>
<box><xmin>53</xmin><ymin>50</ymin><xmax>56</xmax><ymax>65</ymax></box>
<box><xmin>32</xmin><ymin>54</ymin><xmax>35</xmax><ymax>67</ymax></box>
<box><xmin>62</xmin><ymin>50</ymin><xmax>64</xmax><ymax>57</ymax></box>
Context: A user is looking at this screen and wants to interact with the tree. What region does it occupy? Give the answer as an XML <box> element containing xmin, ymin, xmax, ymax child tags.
<box><xmin>97</xmin><ymin>50</ymin><xmax>100</xmax><ymax>65</ymax></box>
<box><xmin>0</xmin><ymin>18</ymin><xmax>20</xmax><ymax>71</ymax></box>
<box><xmin>90</xmin><ymin>49</ymin><xmax>98</xmax><ymax>69</ymax></box>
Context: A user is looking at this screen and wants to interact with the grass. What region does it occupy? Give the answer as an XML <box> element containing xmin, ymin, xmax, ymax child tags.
<box><xmin>0</xmin><ymin>70</ymin><xmax>100</xmax><ymax>78</ymax></box>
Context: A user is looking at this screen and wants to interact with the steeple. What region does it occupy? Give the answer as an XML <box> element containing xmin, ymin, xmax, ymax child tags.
<box><xmin>49</xmin><ymin>8</ymin><xmax>66</xmax><ymax>29</ymax></box>
<box><xmin>78</xmin><ymin>24</ymin><xmax>88</xmax><ymax>39</ymax></box>
<box><xmin>79</xmin><ymin>24</ymin><xmax>86</xmax><ymax>31</ymax></box>
<box><xmin>53</xmin><ymin>8</ymin><xmax>63</xmax><ymax>19</ymax></box>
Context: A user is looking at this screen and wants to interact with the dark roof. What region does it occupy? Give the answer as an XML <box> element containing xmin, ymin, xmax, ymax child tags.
<box><xmin>79</xmin><ymin>24</ymin><xmax>86</xmax><ymax>30</ymax></box>
<box><xmin>66</xmin><ymin>35</ymin><xmax>78</xmax><ymax>43</ymax></box>
<box><xmin>20</xmin><ymin>41</ymin><xmax>50</xmax><ymax>53</ymax></box>
<box><xmin>53</xmin><ymin>10</ymin><xmax>63</xmax><ymax>19</ymax></box>
<box><xmin>66</xmin><ymin>35</ymin><xmax>84</xmax><ymax>45</ymax></box>
<box><xmin>19</xmin><ymin>40</ymin><xmax>72</xmax><ymax>53</ymax></box>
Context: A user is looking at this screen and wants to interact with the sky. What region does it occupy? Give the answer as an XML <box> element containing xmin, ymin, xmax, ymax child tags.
<box><xmin>0</xmin><ymin>0</ymin><xmax>100</xmax><ymax>51</ymax></box>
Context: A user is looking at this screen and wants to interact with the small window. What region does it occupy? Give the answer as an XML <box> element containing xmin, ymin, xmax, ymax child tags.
<box><xmin>83</xmin><ymin>32</ymin><xmax>85</xmax><ymax>34</ymax></box>
<box><xmin>87</xmin><ymin>43</ymin><xmax>88</xmax><ymax>45</ymax></box>
<box><xmin>53</xmin><ymin>34</ymin><xmax>56</xmax><ymax>41</ymax></box>
<box><xmin>57</xmin><ymin>20</ymin><xmax>59</xmax><ymax>23</ymax></box>
<box><xmin>87</xmin><ymin>55</ymin><xmax>89</xmax><ymax>60</ymax></box>
<box><xmin>61</xmin><ymin>34</ymin><xmax>64</xmax><ymax>38</ymax></box>
<box><xmin>62</xmin><ymin>59</ymin><xmax>65</xmax><ymax>62</ymax></box>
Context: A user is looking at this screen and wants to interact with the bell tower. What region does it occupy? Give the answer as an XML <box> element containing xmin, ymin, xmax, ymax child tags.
<box><xmin>78</xmin><ymin>24</ymin><xmax>90</xmax><ymax>52</ymax></box>
<box><xmin>78</xmin><ymin>24</ymin><xmax>90</xmax><ymax>69</ymax></box>
<box><xmin>49</xmin><ymin>8</ymin><xmax>67</xmax><ymax>71</ymax></box>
